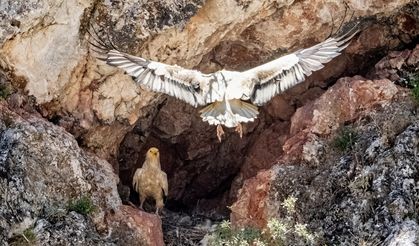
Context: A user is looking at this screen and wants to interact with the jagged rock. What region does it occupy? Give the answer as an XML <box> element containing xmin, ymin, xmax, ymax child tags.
<box><xmin>280</xmin><ymin>76</ymin><xmax>399</xmax><ymax>164</ymax></box>
<box><xmin>384</xmin><ymin>220</ymin><xmax>419</xmax><ymax>246</ymax></box>
<box><xmin>230</xmin><ymin>88</ymin><xmax>419</xmax><ymax>244</ymax></box>
<box><xmin>1</xmin><ymin>0</ymin><xmax>417</xmax><ymax>166</ymax></box>
<box><xmin>0</xmin><ymin>102</ymin><xmax>163</xmax><ymax>245</ymax></box>
<box><xmin>230</xmin><ymin>168</ymin><xmax>274</xmax><ymax>229</ymax></box>
<box><xmin>0</xmin><ymin>0</ymin><xmax>418</xmax><ymax>243</ymax></box>
<box><xmin>372</xmin><ymin>44</ymin><xmax>419</xmax><ymax>81</ymax></box>
<box><xmin>230</xmin><ymin>46</ymin><xmax>419</xmax><ymax>245</ymax></box>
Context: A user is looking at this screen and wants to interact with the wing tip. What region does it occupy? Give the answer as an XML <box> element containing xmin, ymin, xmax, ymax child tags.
<box><xmin>335</xmin><ymin>23</ymin><xmax>362</xmax><ymax>47</ymax></box>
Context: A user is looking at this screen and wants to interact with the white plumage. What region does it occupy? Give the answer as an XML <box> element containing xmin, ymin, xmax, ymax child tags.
<box><xmin>89</xmin><ymin>26</ymin><xmax>359</xmax><ymax>141</ymax></box>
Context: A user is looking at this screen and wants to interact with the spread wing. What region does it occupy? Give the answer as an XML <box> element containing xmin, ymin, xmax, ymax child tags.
<box><xmin>244</xmin><ymin>27</ymin><xmax>359</xmax><ymax>105</ymax></box>
<box><xmin>88</xmin><ymin>29</ymin><xmax>216</xmax><ymax>107</ymax></box>
<box><xmin>158</xmin><ymin>171</ymin><xmax>168</xmax><ymax>196</ymax></box>
<box><xmin>132</xmin><ymin>168</ymin><xmax>144</xmax><ymax>192</ymax></box>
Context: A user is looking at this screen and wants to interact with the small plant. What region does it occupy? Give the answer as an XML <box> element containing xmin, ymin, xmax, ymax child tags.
<box><xmin>333</xmin><ymin>126</ymin><xmax>357</xmax><ymax>152</ymax></box>
<box><xmin>0</xmin><ymin>83</ymin><xmax>12</xmax><ymax>99</ymax></box>
<box><xmin>9</xmin><ymin>228</ymin><xmax>37</xmax><ymax>246</ymax></box>
<box><xmin>68</xmin><ymin>195</ymin><xmax>95</xmax><ymax>215</ymax></box>
<box><xmin>407</xmin><ymin>72</ymin><xmax>419</xmax><ymax>103</ymax></box>
<box><xmin>209</xmin><ymin>220</ymin><xmax>263</xmax><ymax>246</ymax></box>
<box><xmin>281</xmin><ymin>196</ymin><xmax>297</xmax><ymax>214</ymax></box>
<box><xmin>22</xmin><ymin>228</ymin><xmax>37</xmax><ymax>243</ymax></box>
<box><xmin>207</xmin><ymin>196</ymin><xmax>318</xmax><ymax>245</ymax></box>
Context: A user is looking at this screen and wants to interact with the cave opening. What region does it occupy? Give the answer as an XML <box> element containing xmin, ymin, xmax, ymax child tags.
<box><xmin>116</xmin><ymin>96</ymin><xmax>267</xmax><ymax>219</ymax></box>
<box><xmin>114</xmin><ymin>95</ymin><xmax>274</xmax><ymax>244</ymax></box>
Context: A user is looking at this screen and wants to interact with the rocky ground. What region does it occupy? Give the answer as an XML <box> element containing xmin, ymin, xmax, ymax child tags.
<box><xmin>0</xmin><ymin>0</ymin><xmax>418</xmax><ymax>245</ymax></box>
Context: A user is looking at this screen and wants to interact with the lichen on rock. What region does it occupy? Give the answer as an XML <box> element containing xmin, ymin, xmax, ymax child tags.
<box><xmin>230</xmin><ymin>45</ymin><xmax>419</xmax><ymax>244</ymax></box>
<box><xmin>0</xmin><ymin>102</ymin><xmax>163</xmax><ymax>245</ymax></box>
<box><xmin>0</xmin><ymin>0</ymin><xmax>418</xmax><ymax>245</ymax></box>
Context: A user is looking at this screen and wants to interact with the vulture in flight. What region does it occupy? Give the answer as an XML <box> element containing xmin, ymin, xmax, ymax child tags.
<box><xmin>89</xmin><ymin>25</ymin><xmax>359</xmax><ymax>141</ymax></box>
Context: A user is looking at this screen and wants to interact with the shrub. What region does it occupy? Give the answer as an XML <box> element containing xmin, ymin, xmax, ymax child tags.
<box><xmin>333</xmin><ymin>126</ymin><xmax>357</xmax><ymax>152</ymax></box>
<box><xmin>207</xmin><ymin>196</ymin><xmax>318</xmax><ymax>245</ymax></box>
<box><xmin>0</xmin><ymin>83</ymin><xmax>11</xmax><ymax>99</ymax></box>
<box><xmin>407</xmin><ymin>72</ymin><xmax>419</xmax><ymax>103</ymax></box>
<box><xmin>68</xmin><ymin>196</ymin><xmax>95</xmax><ymax>215</ymax></box>
<box><xmin>9</xmin><ymin>228</ymin><xmax>37</xmax><ymax>246</ymax></box>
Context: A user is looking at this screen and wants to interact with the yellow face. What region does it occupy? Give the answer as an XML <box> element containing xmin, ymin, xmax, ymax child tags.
<box><xmin>147</xmin><ymin>147</ymin><xmax>159</xmax><ymax>157</ymax></box>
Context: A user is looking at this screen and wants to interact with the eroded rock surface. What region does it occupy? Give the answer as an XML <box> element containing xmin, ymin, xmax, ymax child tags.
<box><xmin>231</xmin><ymin>91</ymin><xmax>419</xmax><ymax>245</ymax></box>
<box><xmin>1</xmin><ymin>0</ymin><xmax>417</xmax><ymax>166</ymax></box>
<box><xmin>230</xmin><ymin>45</ymin><xmax>419</xmax><ymax>244</ymax></box>
<box><xmin>0</xmin><ymin>102</ymin><xmax>163</xmax><ymax>245</ymax></box>
<box><xmin>0</xmin><ymin>0</ymin><xmax>418</xmax><ymax>244</ymax></box>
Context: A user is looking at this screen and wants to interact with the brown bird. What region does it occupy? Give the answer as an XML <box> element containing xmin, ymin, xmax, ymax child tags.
<box><xmin>132</xmin><ymin>147</ymin><xmax>168</xmax><ymax>214</ymax></box>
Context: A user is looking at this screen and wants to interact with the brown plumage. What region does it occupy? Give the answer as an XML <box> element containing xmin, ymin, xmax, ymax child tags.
<box><xmin>132</xmin><ymin>147</ymin><xmax>168</xmax><ymax>214</ymax></box>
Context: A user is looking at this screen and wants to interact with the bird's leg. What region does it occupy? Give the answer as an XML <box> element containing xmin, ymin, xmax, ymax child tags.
<box><xmin>155</xmin><ymin>207</ymin><xmax>159</xmax><ymax>215</ymax></box>
<box><xmin>139</xmin><ymin>196</ymin><xmax>145</xmax><ymax>210</ymax></box>
<box><xmin>216</xmin><ymin>125</ymin><xmax>225</xmax><ymax>142</ymax></box>
<box><xmin>127</xmin><ymin>201</ymin><xmax>137</xmax><ymax>208</ymax></box>
<box><xmin>235</xmin><ymin>123</ymin><xmax>243</xmax><ymax>138</ymax></box>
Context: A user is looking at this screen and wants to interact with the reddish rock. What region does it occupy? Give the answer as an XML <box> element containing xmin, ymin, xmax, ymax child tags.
<box><xmin>265</xmin><ymin>96</ymin><xmax>295</xmax><ymax>121</ymax></box>
<box><xmin>242</xmin><ymin>122</ymin><xmax>290</xmax><ymax>178</ymax></box>
<box><xmin>348</xmin><ymin>25</ymin><xmax>390</xmax><ymax>53</ymax></box>
<box><xmin>407</xmin><ymin>44</ymin><xmax>419</xmax><ymax>66</ymax></box>
<box><xmin>282</xmin><ymin>76</ymin><xmax>398</xmax><ymax>163</ymax></box>
<box><xmin>108</xmin><ymin>206</ymin><xmax>164</xmax><ymax>246</ymax></box>
<box><xmin>373</xmin><ymin>44</ymin><xmax>419</xmax><ymax>80</ymax></box>
<box><xmin>291</xmin><ymin>77</ymin><xmax>398</xmax><ymax>136</ymax></box>
<box><xmin>230</xmin><ymin>169</ymin><xmax>274</xmax><ymax>229</ymax></box>
<box><xmin>229</xmin><ymin>121</ymin><xmax>289</xmax><ymax>201</ymax></box>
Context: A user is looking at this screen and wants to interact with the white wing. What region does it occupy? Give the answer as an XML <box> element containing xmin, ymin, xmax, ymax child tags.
<box><xmin>89</xmin><ymin>31</ymin><xmax>216</xmax><ymax>107</ymax></box>
<box><xmin>132</xmin><ymin>168</ymin><xmax>144</xmax><ymax>192</ymax></box>
<box><xmin>243</xmin><ymin>27</ymin><xmax>359</xmax><ymax>105</ymax></box>
<box><xmin>159</xmin><ymin>171</ymin><xmax>168</xmax><ymax>196</ymax></box>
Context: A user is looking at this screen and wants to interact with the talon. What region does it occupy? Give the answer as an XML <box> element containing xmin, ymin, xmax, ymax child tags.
<box><xmin>216</xmin><ymin>125</ymin><xmax>225</xmax><ymax>142</ymax></box>
<box><xmin>235</xmin><ymin>123</ymin><xmax>243</xmax><ymax>138</ymax></box>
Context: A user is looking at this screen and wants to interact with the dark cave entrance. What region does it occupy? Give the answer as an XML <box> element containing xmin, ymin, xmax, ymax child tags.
<box><xmin>115</xmin><ymin>96</ymin><xmax>268</xmax><ymax>219</ymax></box>
<box><xmin>113</xmin><ymin>96</ymin><xmax>278</xmax><ymax>245</ymax></box>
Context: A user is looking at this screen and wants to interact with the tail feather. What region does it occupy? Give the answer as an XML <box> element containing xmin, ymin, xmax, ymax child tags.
<box><xmin>230</xmin><ymin>100</ymin><xmax>259</xmax><ymax>119</ymax></box>
<box><xmin>199</xmin><ymin>101</ymin><xmax>225</xmax><ymax>117</ymax></box>
<box><xmin>199</xmin><ymin>100</ymin><xmax>259</xmax><ymax>127</ymax></box>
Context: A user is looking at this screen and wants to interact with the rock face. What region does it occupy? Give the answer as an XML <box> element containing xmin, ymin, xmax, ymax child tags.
<box><xmin>0</xmin><ymin>0</ymin><xmax>418</xmax><ymax>244</ymax></box>
<box><xmin>0</xmin><ymin>102</ymin><xmax>163</xmax><ymax>245</ymax></box>
<box><xmin>232</xmin><ymin>96</ymin><xmax>419</xmax><ymax>244</ymax></box>
<box><xmin>230</xmin><ymin>46</ymin><xmax>419</xmax><ymax>244</ymax></box>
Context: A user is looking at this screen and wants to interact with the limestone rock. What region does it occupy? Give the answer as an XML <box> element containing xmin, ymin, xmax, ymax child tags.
<box><xmin>1</xmin><ymin>0</ymin><xmax>417</xmax><ymax>167</ymax></box>
<box><xmin>230</xmin><ymin>168</ymin><xmax>275</xmax><ymax>229</ymax></box>
<box><xmin>282</xmin><ymin>76</ymin><xmax>398</xmax><ymax>163</ymax></box>
<box><xmin>0</xmin><ymin>102</ymin><xmax>162</xmax><ymax>245</ymax></box>
<box><xmin>229</xmin><ymin>45</ymin><xmax>419</xmax><ymax>243</ymax></box>
<box><xmin>230</xmin><ymin>93</ymin><xmax>419</xmax><ymax>244</ymax></box>
<box><xmin>0</xmin><ymin>0</ymin><xmax>418</xmax><ymax>243</ymax></box>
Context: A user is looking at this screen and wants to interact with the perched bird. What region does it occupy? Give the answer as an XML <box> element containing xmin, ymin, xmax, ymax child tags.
<box><xmin>132</xmin><ymin>147</ymin><xmax>168</xmax><ymax>214</ymax></box>
<box><xmin>89</xmin><ymin>25</ymin><xmax>359</xmax><ymax>141</ymax></box>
